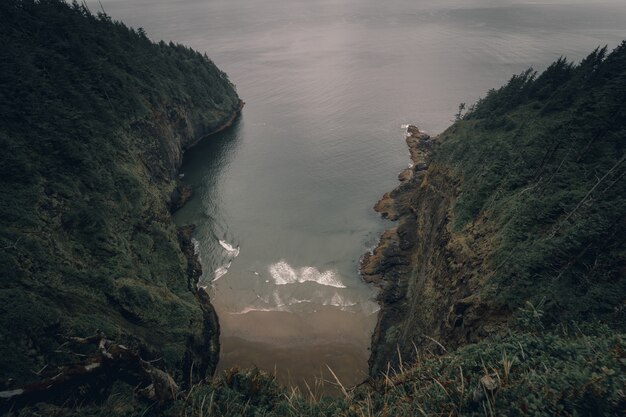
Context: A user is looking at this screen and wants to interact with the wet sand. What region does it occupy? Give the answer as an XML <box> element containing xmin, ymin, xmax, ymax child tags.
<box><xmin>215</xmin><ymin>305</ymin><xmax>376</xmax><ymax>396</ymax></box>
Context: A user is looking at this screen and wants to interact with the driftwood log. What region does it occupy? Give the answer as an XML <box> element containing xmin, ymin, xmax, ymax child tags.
<box><xmin>0</xmin><ymin>334</ymin><xmax>179</xmax><ymax>408</ymax></box>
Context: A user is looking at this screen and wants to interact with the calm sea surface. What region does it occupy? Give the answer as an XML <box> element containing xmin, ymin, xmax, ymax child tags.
<box><xmin>91</xmin><ymin>0</ymin><xmax>626</xmax><ymax>392</ymax></box>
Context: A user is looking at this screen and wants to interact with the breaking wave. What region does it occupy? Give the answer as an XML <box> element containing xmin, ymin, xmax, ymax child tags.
<box><xmin>219</xmin><ymin>239</ymin><xmax>240</xmax><ymax>257</ymax></box>
<box><xmin>325</xmin><ymin>292</ymin><xmax>357</xmax><ymax>308</ymax></box>
<box><xmin>213</xmin><ymin>261</ymin><xmax>232</xmax><ymax>282</ymax></box>
<box><xmin>268</xmin><ymin>261</ymin><xmax>346</xmax><ymax>288</ymax></box>
<box><xmin>206</xmin><ymin>239</ymin><xmax>239</xmax><ymax>283</ymax></box>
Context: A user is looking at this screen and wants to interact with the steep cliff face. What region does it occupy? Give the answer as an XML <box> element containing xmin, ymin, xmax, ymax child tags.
<box><xmin>363</xmin><ymin>128</ymin><xmax>508</xmax><ymax>376</ymax></box>
<box><xmin>0</xmin><ymin>0</ymin><xmax>241</xmax><ymax>402</ymax></box>
<box><xmin>136</xmin><ymin>99</ymin><xmax>245</xmax><ymax>184</ymax></box>
<box><xmin>364</xmin><ymin>43</ymin><xmax>626</xmax><ymax>377</ymax></box>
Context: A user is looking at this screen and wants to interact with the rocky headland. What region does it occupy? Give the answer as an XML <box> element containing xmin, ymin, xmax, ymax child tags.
<box><xmin>361</xmin><ymin>45</ymin><xmax>626</xmax><ymax>389</ymax></box>
<box><xmin>0</xmin><ymin>0</ymin><xmax>242</xmax><ymax>410</ymax></box>
<box><xmin>360</xmin><ymin>124</ymin><xmax>497</xmax><ymax>377</ymax></box>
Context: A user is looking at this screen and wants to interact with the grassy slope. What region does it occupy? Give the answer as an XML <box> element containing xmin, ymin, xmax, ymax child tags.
<box><xmin>191</xmin><ymin>324</ymin><xmax>624</xmax><ymax>417</ymax></box>
<box><xmin>34</xmin><ymin>324</ymin><xmax>624</xmax><ymax>416</ymax></box>
<box><xmin>364</xmin><ymin>43</ymin><xmax>625</xmax><ymax>388</ymax></box>
<box><xmin>0</xmin><ymin>0</ymin><xmax>239</xmax><ymax>390</ymax></box>
<box><xmin>441</xmin><ymin>45</ymin><xmax>626</xmax><ymax>323</ymax></box>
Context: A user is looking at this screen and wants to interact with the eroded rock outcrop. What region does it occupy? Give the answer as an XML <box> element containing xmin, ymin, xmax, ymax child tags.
<box><xmin>362</xmin><ymin>126</ymin><xmax>508</xmax><ymax>377</ymax></box>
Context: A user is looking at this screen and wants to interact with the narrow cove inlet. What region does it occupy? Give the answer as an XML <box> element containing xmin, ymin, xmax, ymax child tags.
<box><xmin>91</xmin><ymin>0</ymin><xmax>626</xmax><ymax>396</ymax></box>
<box><xmin>3</xmin><ymin>0</ymin><xmax>626</xmax><ymax>414</ymax></box>
<box><xmin>173</xmin><ymin>123</ymin><xmax>380</xmax><ymax>393</ymax></box>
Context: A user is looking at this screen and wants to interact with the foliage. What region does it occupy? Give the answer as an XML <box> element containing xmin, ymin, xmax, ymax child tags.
<box><xmin>14</xmin><ymin>323</ymin><xmax>625</xmax><ymax>416</ymax></box>
<box><xmin>436</xmin><ymin>42</ymin><xmax>626</xmax><ymax>325</ymax></box>
<box><xmin>0</xmin><ymin>0</ymin><xmax>239</xmax><ymax>389</ymax></box>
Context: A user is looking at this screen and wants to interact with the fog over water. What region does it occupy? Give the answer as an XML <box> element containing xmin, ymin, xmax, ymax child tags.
<box><xmin>91</xmin><ymin>0</ymin><xmax>626</xmax><ymax>392</ymax></box>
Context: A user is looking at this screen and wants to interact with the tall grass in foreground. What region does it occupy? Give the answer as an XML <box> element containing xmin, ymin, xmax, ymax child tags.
<box><xmin>171</xmin><ymin>318</ymin><xmax>624</xmax><ymax>417</ymax></box>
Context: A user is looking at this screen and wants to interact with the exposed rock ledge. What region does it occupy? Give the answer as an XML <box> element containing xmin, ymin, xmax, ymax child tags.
<box><xmin>168</xmin><ymin>100</ymin><xmax>245</xmax><ymax>212</ymax></box>
<box><xmin>362</xmin><ymin>125</ymin><xmax>507</xmax><ymax>377</ymax></box>
<box><xmin>169</xmin><ymin>100</ymin><xmax>244</xmax><ymax>377</ymax></box>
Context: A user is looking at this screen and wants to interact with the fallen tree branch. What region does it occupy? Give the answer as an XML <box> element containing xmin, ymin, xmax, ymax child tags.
<box><xmin>0</xmin><ymin>334</ymin><xmax>179</xmax><ymax>409</ymax></box>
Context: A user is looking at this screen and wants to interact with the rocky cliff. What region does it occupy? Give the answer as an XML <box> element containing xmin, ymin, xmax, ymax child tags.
<box><xmin>363</xmin><ymin>44</ymin><xmax>626</xmax><ymax>378</ymax></box>
<box><xmin>362</xmin><ymin>126</ymin><xmax>507</xmax><ymax>376</ymax></box>
<box><xmin>0</xmin><ymin>0</ymin><xmax>241</xmax><ymax>408</ymax></box>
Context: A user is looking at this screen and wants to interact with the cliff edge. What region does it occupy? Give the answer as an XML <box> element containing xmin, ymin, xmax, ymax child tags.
<box><xmin>0</xmin><ymin>0</ymin><xmax>241</xmax><ymax>409</ymax></box>
<box><xmin>363</xmin><ymin>45</ymin><xmax>626</xmax><ymax>378</ymax></box>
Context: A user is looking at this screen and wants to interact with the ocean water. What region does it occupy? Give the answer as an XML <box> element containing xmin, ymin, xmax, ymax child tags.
<box><xmin>90</xmin><ymin>0</ymin><xmax>626</xmax><ymax>392</ymax></box>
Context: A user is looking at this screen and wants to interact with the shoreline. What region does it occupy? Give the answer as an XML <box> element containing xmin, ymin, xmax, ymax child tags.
<box><xmin>170</xmin><ymin>99</ymin><xmax>245</xmax><ymax>212</ymax></box>
<box><xmin>172</xmin><ymin>101</ymin><xmax>245</xmax><ymax>378</ymax></box>
<box><xmin>184</xmin><ymin>99</ymin><xmax>245</xmax><ymax>151</ymax></box>
<box><xmin>361</xmin><ymin>124</ymin><xmax>433</xmax><ymax>287</ymax></box>
<box><xmin>360</xmin><ymin>125</ymin><xmax>435</xmax><ymax>376</ymax></box>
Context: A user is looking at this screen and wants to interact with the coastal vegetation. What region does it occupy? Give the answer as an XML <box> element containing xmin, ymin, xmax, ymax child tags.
<box><xmin>0</xmin><ymin>0</ymin><xmax>240</xmax><ymax>408</ymax></box>
<box><xmin>1</xmin><ymin>0</ymin><xmax>624</xmax><ymax>415</ymax></box>
<box><xmin>445</xmin><ymin>45</ymin><xmax>626</xmax><ymax>323</ymax></box>
<box><xmin>362</xmin><ymin>42</ymin><xmax>626</xmax><ymax>415</ymax></box>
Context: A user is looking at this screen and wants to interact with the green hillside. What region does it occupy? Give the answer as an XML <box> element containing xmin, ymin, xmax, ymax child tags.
<box><xmin>0</xmin><ymin>0</ymin><xmax>240</xmax><ymax>401</ymax></box>
<box><xmin>443</xmin><ymin>45</ymin><xmax>626</xmax><ymax>323</ymax></box>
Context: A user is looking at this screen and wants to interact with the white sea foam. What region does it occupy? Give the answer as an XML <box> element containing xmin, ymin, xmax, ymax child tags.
<box><xmin>229</xmin><ymin>293</ymin><xmax>354</xmax><ymax>314</ymax></box>
<box><xmin>288</xmin><ymin>298</ymin><xmax>312</xmax><ymax>305</ymax></box>
<box><xmin>272</xmin><ymin>291</ymin><xmax>285</xmax><ymax>307</ymax></box>
<box><xmin>323</xmin><ymin>292</ymin><xmax>357</xmax><ymax>308</ymax></box>
<box><xmin>230</xmin><ymin>307</ymin><xmax>282</xmax><ymax>315</ymax></box>
<box><xmin>191</xmin><ymin>238</ymin><xmax>200</xmax><ymax>256</ymax></box>
<box><xmin>270</xmin><ymin>262</ymin><xmax>297</xmax><ymax>285</ymax></box>
<box><xmin>213</xmin><ymin>261</ymin><xmax>232</xmax><ymax>282</ymax></box>
<box><xmin>330</xmin><ymin>293</ymin><xmax>343</xmax><ymax>307</ymax></box>
<box><xmin>268</xmin><ymin>261</ymin><xmax>346</xmax><ymax>288</ymax></box>
<box><xmin>367</xmin><ymin>306</ymin><xmax>381</xmax><ymax>316</ymax></box>
<box><xmin>219</xmin><ymin>239</ymin><xmax>240</xmax><ymax>257</ymax></box>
